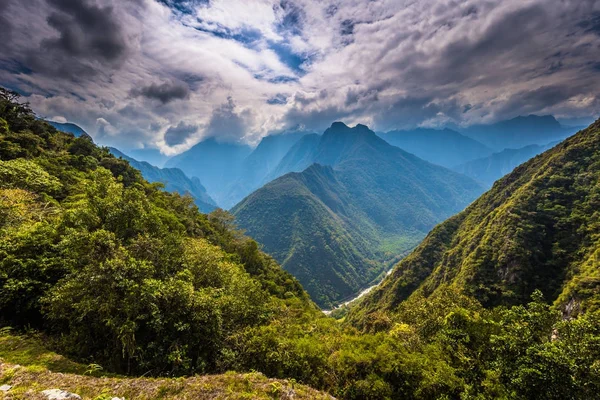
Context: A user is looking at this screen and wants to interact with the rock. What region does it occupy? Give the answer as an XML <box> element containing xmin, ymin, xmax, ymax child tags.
<box><xmin>41</xmin><ymin>389</ymin><xmax>82</xmax><ymax>399</ymax></box>
<box><xmin>0</xmin><ymin>384</ymin><xmax>12</xmax><ymax>392</ymax></box>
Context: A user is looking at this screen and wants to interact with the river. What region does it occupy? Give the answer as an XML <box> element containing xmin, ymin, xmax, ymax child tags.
<box><xmin>322</xmin><ymin>269</ymin><xmax>393</xmax><ymax>315</ymax></box>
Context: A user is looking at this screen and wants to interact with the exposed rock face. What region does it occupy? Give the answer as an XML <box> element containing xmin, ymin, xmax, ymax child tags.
<box><xmin>41</xmin><ymin>389</ymin><xmax>82</xmax><ymax>400</ymax></box>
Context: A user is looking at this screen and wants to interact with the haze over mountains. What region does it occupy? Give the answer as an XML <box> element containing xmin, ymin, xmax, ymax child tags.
<box><xmin>378</xmin><ymin>128</ymin><xmax>493</xmax><ymax>168</ymax></box>
<box><xmin>109</xmin><ymin>148</ymin><xmax>216</xmax><ymax>213</ymax></box>
<box><xmin>458</xmin><ymin>115</ymin><xmax>579</xmax><ymax>151</ymax></box>
<box><xmin>232</xmin><ymin>122</ymin><xmax>484</xmax><ymax>307</ymax></box>
<box><xmin>64</xmin><ymin>114</ymin><xmax>578</xmax><ymax>214</ymax></box>
<box><xmin>453</xmin><ymin>142</ymin><xmax>558</xmax><ymax>187</ymax></box>
<box><xmin>46</xmin><ymin>114</ymin><xmax>584</xmax><ymax>308</ymax></box>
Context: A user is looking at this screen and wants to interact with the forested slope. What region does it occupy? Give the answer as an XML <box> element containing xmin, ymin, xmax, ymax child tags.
<box><xmin>349</xmin><ymin>119</ymin><xmax>600</xmax><ymax>327</ymax></box>
<box><xmin>0</xmin><ymin>88</ymin><xmax>312</xmax><ymax>376</ymax></box>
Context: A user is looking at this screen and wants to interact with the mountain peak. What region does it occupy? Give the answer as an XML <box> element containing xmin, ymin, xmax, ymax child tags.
<box><xmin>323</xmin><ymin>122</ymin><xmax>377</xmax><ymax>139</ymax></box>
<box><xmin>330</xmin><ymin>121</ymin><xmax>350</xmax><ymax>130</ymax></box>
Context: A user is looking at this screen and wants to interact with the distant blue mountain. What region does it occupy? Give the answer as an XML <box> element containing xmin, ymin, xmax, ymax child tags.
<box><xmin>109</xmin><ymin>147</ymin><xmax>216</xmax><ymax>213</ymax></box>
<box><xmin>223</xmin><ymin>130</ymin><xmax>313</xmax><ymax>207</ymax></box>
<box><xmin>267</xmin><ymin>133</ymin><xmax>322</xmax><ymax>180</ymax></box>
<box><xmin>232</xmin><ymin>122</ymin><xmax>484</xmax><ymax>307</ymax></box>
<box><xmin>459</xmin><ymin>115</ymin><xmax>578</xmax><ymax>150</ymax></box>
<box><xmin>127</xmin><ymin>148</ymin><xmax>171</xmax><ymax>168</ymax></box>
<box><xmin>452</xmin><ymin>142</ymin><xmax>558</xmax><ymax>187</ymax></box>
<box><xmin>379</xmin><ymin>128</ymin><xmax>492</xmax><ymax>168</ymax></box>
<box><xmin>47</xmin><ymin>121</ymin><xmax>91</xmax><ymax>140</ymax></box>
<box><xmin>165</xmin><ymin>138</ymin><xmax>252</xmax><ymax>208</ymax></box>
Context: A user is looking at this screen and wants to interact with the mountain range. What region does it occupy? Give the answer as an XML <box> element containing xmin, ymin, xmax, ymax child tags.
<box><xmin>232</xmin><ymin>122</ymin><xmax>484</xmax><ymax>307</ymax></box>
<box><xmin>47</xmin><ymin>121</ymin><xmax>91</xmax><ymax>139</ymax></box>
<box><xmin>349</xmin><ymin>118</ymin><xmax>600</xmax><ymax>327</ymax></box>
<box><xmin>458</xmin><ymin>115</ymin><xmax>579</xmax><ymax>151</ymax></box>
<box><xmin>109</xmin><ymin>147</ymin><xmax>216</xmax><ymax>213</ymax></box>
<box><xmin>452</xmin><ymin>141</ymin><xmax>558</xmax><ymax>187</ymax></box>
<box><xmin>165</xmin><ymin>138</ymin><xmax>252</xmax><ymax>207</ymax></box>
<box><xmin>378</xmin><ymin>128</ymin><xmax>493</xmax><ymax>168</ymax></box>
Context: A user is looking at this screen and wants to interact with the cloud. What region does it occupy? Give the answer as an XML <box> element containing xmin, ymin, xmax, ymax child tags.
<box><xmin>50</xmin><ymin>116</ymin><xmax>67</xmax><ymax>123</ymax></box>
<box><xmin>164</xmin><ymin>121</ymin><xmax>197</xmax><ymax>145</ymax></box>
<box><xmin>0</xmin><ymin>0</ymin><xmax>598</xmax><ymax>154</ymax></box>
<box><xmin>44</xmin><ymin>0</ymin><xmax>128</xmax><ymax>62</ymax></box>
<box><xmin>14</xmin><ymin>0</ymin><xmax>133</xmax><ymax>80</ymax></box>
<box><xmin>205</xmin><ymin>97</ymin><xmax>252</xmax><ymax>142</ymax></box>
<box><xmin>131</xmin><ymin>80</ymin><xmax>191</xmax><ymax>104</ymax></box>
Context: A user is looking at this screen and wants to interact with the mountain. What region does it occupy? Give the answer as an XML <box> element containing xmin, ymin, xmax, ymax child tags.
<box><xmin>460</xmin><ymin>115</ymin><xmax>577</xmax><ymax>150</ymax></box>
<box><xmin>379</xmin><ymin>128</ymin><xmax>492</xmax><ymax>168</ymax></box>
<box><xmin>223</xmin><ymin>130</ymin><xmax>310</xmax><ymax>207</ymax></box>
<box><xmin>109</xmin><ymin>147</ymin><xmax>216</xmax><ymax>213</ymax></box>
<box><xmin>127</xmin><ymin>147</ymin><xmax>171</xmax><ymax>168</ymax></box>
<box><xmin>165</xmin><ymin>138</ymin><xmax>252</xmax><ymax>207</ymax></box>
<box><xmin>349</xmin><ymin>119</ymin><xmax>600</xmax><ymax>327</ymax></box>
<box><xmin>47</xmin><ymin>121</ymin><xmax>90</xmax><ymax>139</ymax></box>
<box><xmin>0</xmin><ymin>89</ymin><xmax>312</xmax><ymax>377</ymax></box>
<box><xmin>266</xmin><ymin>133</ymin><xmax>321</xmax><ymax>180</ymax></box>
<box><xmin>232</xmin><ymin>122</ymin><xmax>484</xmax><ymax>307</ymax></box>
<box><xmin>453</xmin><ymin>142</ymin><xmax>558</xmax><ymax>187</ymax></box>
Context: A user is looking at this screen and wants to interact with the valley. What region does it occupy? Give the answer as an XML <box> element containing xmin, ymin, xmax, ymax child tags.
<box><xmin>1</xmin><ymin>0</ymin><xmax>599</xmax><ymax>397</ymax></box>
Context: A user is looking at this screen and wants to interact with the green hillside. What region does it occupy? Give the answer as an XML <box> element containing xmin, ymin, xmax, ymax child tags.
<box><xmin>0</xmin><ymin>88</ymin><xmax>312</xmax><ymax>376</ymax></box>
<box><xmin>3</xmin><ymin>88</ymin><xmax>600</xmax><ymax>399</ymax></box>
<box><xmin>233</xmin><ymin>122</ymin><xmax>484</xmax><ymax>307</ymax></box>
<box><xmin>349</xmin><ymin>119</ymin><xmax>600</xmax><ymax>327</ymax></box>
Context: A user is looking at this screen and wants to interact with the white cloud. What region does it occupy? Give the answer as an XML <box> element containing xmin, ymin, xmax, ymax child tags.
<box><xmin>0</xmin><ymin>0</ymin><xmax>598</xmax><ymax>154</ymax></box>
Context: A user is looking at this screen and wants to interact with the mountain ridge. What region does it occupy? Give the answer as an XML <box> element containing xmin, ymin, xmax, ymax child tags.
<box><xmin>348</xmin><ymin>120</ymin><xmax>600</xmax><ymax>327</ymax></box>
<box><xmin>109</xmin><ymin>147</ymin><xmax>217</xmax><ymax>213</ymax></box>
<box><xmin>233</xmin><ymin>122</ymin><xmax>484</xmax><ymax>307</ymax></box>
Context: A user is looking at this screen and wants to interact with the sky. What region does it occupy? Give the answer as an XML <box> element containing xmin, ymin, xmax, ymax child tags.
<box><xmin>0</xmin><ymin>0</ymin><xmax>599</xmax><ymax>154</ymax></box>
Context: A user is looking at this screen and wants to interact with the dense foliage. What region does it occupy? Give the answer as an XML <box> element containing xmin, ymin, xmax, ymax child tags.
<box><xmin>2</xmin><ymin>88</ymin><xmax>600</xmax><ymax>399</ymax></box>
<box><xmin>0</xmin><ymin>88</ymin><xmax>311</xmax><ymax>375</ymax></box>
<box><xmin>349</xmin><ymin>119</ymin><xmax>600</xmax><ymax>328</ymax></box>
<box><xmin>233</xmin><ymin>122</ymin><xmax>483</xmax><ymax>307</ymax></box>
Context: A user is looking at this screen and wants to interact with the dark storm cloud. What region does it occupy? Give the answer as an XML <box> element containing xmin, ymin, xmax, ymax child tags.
<box><xmin>164</xmin><ymin>121</ymin><xmax>198</xmax><ymax>146</ymax></box>
<box><xmin>131</xmin><ymin>81</ymin><xmax>191</xmax><ymax>104</ymax></box>
<box><xmin>372</xmin><ymin>96</ymin><xmax>463</xmax><ymax>131</ymax></box>
<box><xmin>17</xmin><ymin>0</ymin><xmax>132</xmax><ymax>80</ymax></box>
<box><xmin>0</xmin><ymin>1</ymin><xmax>12</xmax><ymax>42</ymax></box>
<box><xmin>579</xmin><ymin>12</ymin><xmax>600</xmax><ymax>36</ymax></box>
<box><xmin>44</xmin><ymin>0</ymin><xmax>127</xmax><ymax>61</ymax></box>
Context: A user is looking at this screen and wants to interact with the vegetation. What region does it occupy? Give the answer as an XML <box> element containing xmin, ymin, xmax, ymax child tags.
<box><xmin>233</xmin><ymin>122</ymin><xmax>483</xmax><ymax>307</ymax></box>
<box><xmin>109</xmin><ymin>147</ymin><xmax>216</xmax><ymax>213</ymax></box>
<box><xmin>349</xmin><ymin>119</ymin><xmax>600</xmax><ymax>327</ymax></box>
<box><xmin>2</xmin><ymin>88</ymin><xmax>600</xmax><ymax>399</ymax></box>
<box><xmin>0</xmin><ymin>331</ymin><xmax>332</xmax><ymax>399</ymax></box>
<box><xmin>0</xmin><ymin>87</ymin><xmax>311</xmax><ymax>376</ymax></box>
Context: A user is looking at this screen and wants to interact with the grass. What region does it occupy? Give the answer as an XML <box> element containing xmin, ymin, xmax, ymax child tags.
<box><xmin>0</xmin><ymin>330</ymin><xmax>333</xmax><ymax>400</ymax></box>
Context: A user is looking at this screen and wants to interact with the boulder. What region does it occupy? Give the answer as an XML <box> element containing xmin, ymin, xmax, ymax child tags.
<box><xmin>41</xmin><ymin>389</ymin><xmax>82</xmax><ymax>399</ymax></box>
